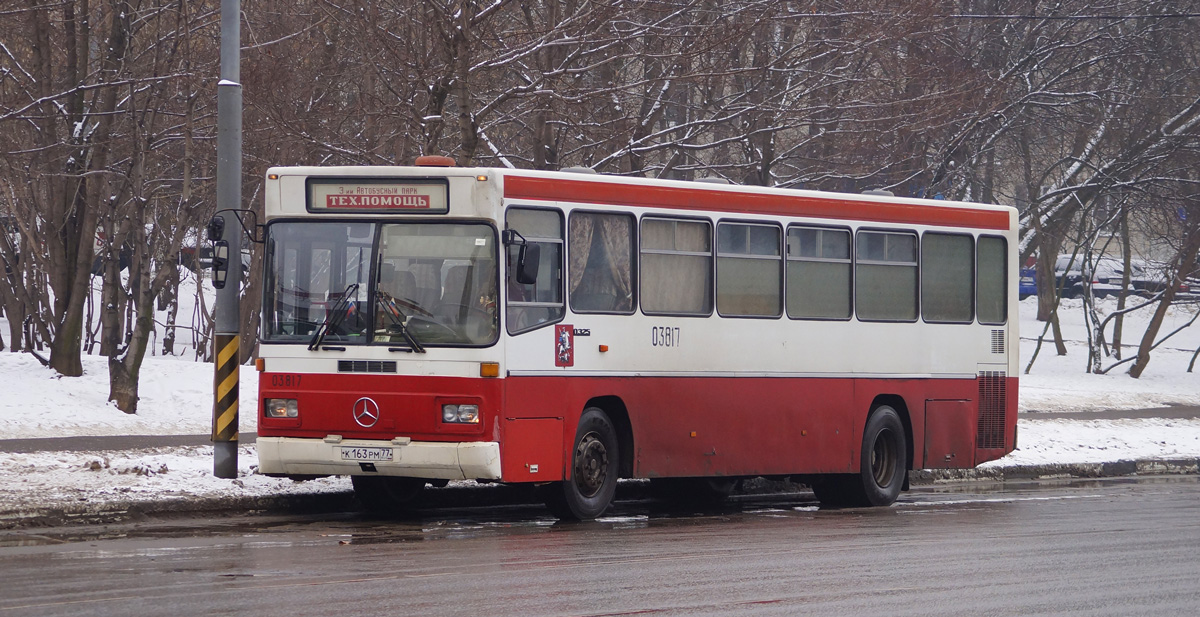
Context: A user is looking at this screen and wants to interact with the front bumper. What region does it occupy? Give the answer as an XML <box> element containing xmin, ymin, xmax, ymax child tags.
<box><xmin>257</xmin><ymin>437</ymin><xmax>502</xmax><ymax>480</ymax></box>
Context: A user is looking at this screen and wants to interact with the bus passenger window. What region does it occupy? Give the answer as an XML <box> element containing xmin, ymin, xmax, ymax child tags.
<box><xmin>977</xmin><ymin>236</ymin><xmax>1007</xmax><ymax>324</ymax></box>
<box><xmin>641</xmin><ymin>218</ymin><xmax>713</xmax><ymax>316</ymax></box>
<box><xmin>717</xmin><ymin>222</ymin><xmax>782</xmax><ymax>317</ymax></box>
<box><xmin>506</xmin><ymin>207</ymin><xmax>564</xmax><ymax>334</ymax></box>
<box><xmin>856</xmin><ymin>230</ymin><xmax>918</xmax><ymax>321</ymax></box>
<box><xmin>786</xmin><ymin>226</ymin><xmax>851</xmax><ymax>319</ymax></box>
<box><xmin>569</xmin><ymin>211</ymin><xmax>635</xmax><ymax>313</ymax></box>
<box><xmin>922</xmin><ymin>232</ymin><xmax>974</xmax><ymax>323</ymax></box>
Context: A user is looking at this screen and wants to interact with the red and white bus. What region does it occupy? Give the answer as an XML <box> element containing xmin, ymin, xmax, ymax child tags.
<box><xmin>256</xmin><ymin>158</ymin><xmax>1018</xmax><ymax>519</ymax></box>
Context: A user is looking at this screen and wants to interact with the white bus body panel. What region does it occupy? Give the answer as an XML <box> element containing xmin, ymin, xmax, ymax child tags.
<box><xmin>258</xmin><ymin>437</ymin><xmax>501</xmax><ymax>480</ymax></box>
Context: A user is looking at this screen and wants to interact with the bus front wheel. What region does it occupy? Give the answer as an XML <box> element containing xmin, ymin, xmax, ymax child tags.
<box><xmin>812</xmin><ymin>405</ymin><xmax>907</xmax><ymax>508</ymax></box>
<box><xmin>545</xmin><ymin>408</ymin><xmax>619</xmax><ymax>520</ymax></box>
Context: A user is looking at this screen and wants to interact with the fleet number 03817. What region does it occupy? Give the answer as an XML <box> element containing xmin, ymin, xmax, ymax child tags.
<box><xmin>651</xmin><ymin>326</ymin><xmax>681</xmax><ymax>347</ymax></box>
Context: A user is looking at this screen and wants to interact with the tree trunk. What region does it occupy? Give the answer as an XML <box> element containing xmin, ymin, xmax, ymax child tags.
<box><xmin>161</xmin><ymin>268</ymin><xmax>179</xmax><ymax>355</ymax></box>
<box><xmin>1129</xmin><ymin>229</ymin><xmax>1200</xmax><ymax>378</ymax></box>
<box><xmin>1035</xmin><ymin>234</ymin><xmax>1061</xmax><ymax>320</ymax></box>
<box><xmin>107</xmin><ymin>354</ymin><xmax>139</xmax><ymax>413</ymax></box>
<box><xmin>1050</xmin><ymin>311</ymin><xmax>1068</xmax><ymax>356</ymax></box>
<box><xmin>45</xmin><ymin>0</ymin><xmax>132</xmax><ymax>377</ymax></box>
<box><xmin>99</xmin><ymin>248</ymin><xmax>124</xmax><ymax>357</ymax></box>
<box><xmin>108</xmin><ymin>231</ymin><xmax>157</xmax><ymax>413</ymax></box>
<box><xmin>0</xmin><ymin>273</ymin><xmax>23</xmax><ymax>352</ymax></box>
<box><xmin>1112</xmin><ymin>208</ymin><xmax>1131</xmax><ymax>359</ymax></box>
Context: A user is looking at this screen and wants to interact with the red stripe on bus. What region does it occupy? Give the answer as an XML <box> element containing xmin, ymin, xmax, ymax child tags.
<box><xmin>503</xmin><ymin>175</ymin><xmax>1011</xmax><ymax>230</ymax></box>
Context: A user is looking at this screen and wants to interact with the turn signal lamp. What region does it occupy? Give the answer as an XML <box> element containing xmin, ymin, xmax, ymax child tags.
<box><xmin>480</xmin><ymin>362</ymin><xmax>500</xmax><ymax>377</ymax></box>
<box><xmin>265</xmin><ymin>398</ymin><xmax>298</xmax><ymax>418</ymax></box>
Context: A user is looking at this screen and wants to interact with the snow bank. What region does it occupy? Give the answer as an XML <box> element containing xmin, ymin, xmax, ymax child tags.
<box><xmin>1017</xmin><ymin>296</ymin><xmax>1200</xmax><ymax>412</ymax></box>
<box><xmin>0</xmin><ymin>352</ymin><xmax>259</xmax><ymax>439</ymax></box>
<box><xmin>0</xmin><ymin>294</ymin><xmax>1196</xmax><ymax>514</ymax></box>
<box><xmin>0</xmin><ymin>444</ymin><xmax>348</xmax><ymax>514</ymax></box>
<box><xmin>985</xmin><ymin>418</ymin><xmax>1200</xmax><ymax>466</ymax></box>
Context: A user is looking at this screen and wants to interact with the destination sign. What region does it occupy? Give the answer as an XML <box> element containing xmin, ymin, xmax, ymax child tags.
<box><xmin>308</xmin><ymin>179</ymin><xmax>448</xmax><ymax>213</ymax></box>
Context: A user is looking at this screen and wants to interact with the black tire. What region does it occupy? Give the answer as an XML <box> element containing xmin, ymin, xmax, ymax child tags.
<box><xmin>811</xmin><ymin>405</ymin><xmax>907</xmax><ymax>508</ymax></box>
<box><xmin>545</xmin><ymin>408</ymin><xmax>620</xmax><ymax>520</ymax></box>
<box><xmin>351</xmin><ymin>475</ymin><xmax>425</xmax><ymax>513</ymax></box>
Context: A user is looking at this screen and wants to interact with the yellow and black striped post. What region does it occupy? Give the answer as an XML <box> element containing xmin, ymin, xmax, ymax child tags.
<box><xmin>212</xmin><ymin>333</ymin><xmax>239</xmax><ymax>478</ymax></box>
<box><xmin>212</xmin><ymin>0</ymin><xmax>242</xmax><ymax>479</ymax></box>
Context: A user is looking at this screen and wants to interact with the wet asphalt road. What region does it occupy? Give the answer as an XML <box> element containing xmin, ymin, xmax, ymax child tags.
<box><xmin>2</xmin><ymin>476</ymin><xmax>1198</xmax><ymax>616</ymax></box>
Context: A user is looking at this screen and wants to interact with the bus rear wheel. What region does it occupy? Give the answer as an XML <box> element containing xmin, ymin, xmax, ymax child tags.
<box><xmin>351</xmin><ymin>475</ymin><xmax>425</xmax><ymax>513</ymax></box>
<box><xmin>545</xmin><ymin>408</ymin><xmax>619</xmax><ymax>520</ymax></box>
<box><xmin>812</xmin><ymin>405</ymin><xmax>907</xmax><ymax>508</ymax></box>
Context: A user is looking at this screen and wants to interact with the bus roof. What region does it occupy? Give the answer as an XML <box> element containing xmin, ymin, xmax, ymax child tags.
<box><xmin>265</xmin><ymin>165</ymin><xmax>1015</xmax><ymax>231</ymax></box>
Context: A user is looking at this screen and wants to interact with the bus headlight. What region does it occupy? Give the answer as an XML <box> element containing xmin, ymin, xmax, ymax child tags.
<box><xmin>265</xmin><ymin>398</ymin><xmax>298</xmax><ymax>418</ymax></box>
<box><xmin>441</xmin><ymin>404</ymin><xmax>479</xmax><ymax>424</ymax></box>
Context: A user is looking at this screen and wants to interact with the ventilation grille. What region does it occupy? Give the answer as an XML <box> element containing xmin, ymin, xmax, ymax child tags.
<box><xmin>338</xmin><ymin>360</ymin><xmax>397</xmax><ymax>374</ymax></box>
<box><xmin>977</xmin><ymin>371</ymin><xmax>1007</xmax><ymax>449</ymax></box>
<box><xmin>990</xmin><ymin>329</ymin><xmax>1005</xmax><ymax>354</ymax></box>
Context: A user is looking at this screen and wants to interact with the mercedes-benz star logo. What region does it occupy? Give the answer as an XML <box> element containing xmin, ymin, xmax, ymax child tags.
<box><xmin>352</xmin><ymin>397</ymin><xmax>380</xmax><ymax>428</ymax></box>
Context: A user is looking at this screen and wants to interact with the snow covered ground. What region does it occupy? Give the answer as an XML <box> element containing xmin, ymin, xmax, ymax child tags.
<box><xmin>1016</xmin><ymin>296</ymin><xmax>1200</xmax><ymax>413</ymax></box>
<box><xmin>0</xmin><ymin>294</ymin><xmax>1198</xmax><ymax>515</ymax></box>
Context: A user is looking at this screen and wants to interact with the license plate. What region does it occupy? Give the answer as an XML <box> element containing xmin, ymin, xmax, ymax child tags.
<box><xmin>340</xmin><ymin>446</ymin><xmax>393</xmax><ymax>462</ymax></box>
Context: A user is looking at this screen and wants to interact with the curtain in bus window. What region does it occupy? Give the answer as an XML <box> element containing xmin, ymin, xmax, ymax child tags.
<box><xmin>977</xmin><ymin>236</ymin><xmax>1007</xmax><ymax>324</ymax></box>
<box><xmin>640</xmin><ymin>218</ymin><xmax>712</xmax><ymax>315</ymax></box>
<box><xmin>717</xmin><ymin>223</ymin><xmax>782</xmax><ymax>317</ymax></box>
<box><xmin>569</xmin><ymin>212</ymin><xmax>633</xmax><ymax>312</ymax></box>
<box><xmin>856</xmin><ymin>231</ymin><xmax>917</xmax><ymax>321</ymax></box>
<box><xmin>922</xmin><ymin>233</ymin><xmax>974</xmax><ymax>323</ymax></box>
<box><xmin>786</xmin><ymin>227</ymin><xmax>851</xmax><ymax>319</ymax></box>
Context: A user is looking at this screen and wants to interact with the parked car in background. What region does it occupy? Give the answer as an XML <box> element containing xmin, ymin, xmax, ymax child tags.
<box><xmin>1054</xmin><ymin>254</ymin><xmax>1123</xmax><ymax>298</ymax></box>
<box><xmin>1129</xmin><ymin>259</ymin><xmax>1191</xmax><ymax>298</ymax></box>
<box><xmin>1019</xmin><ymin>268</ymin><xmax>1037</xmax><ymax>299</ymax></box>
<box><xmin>1054</xmin><ymin>254</ymin><xmax>1195</xmax><ymax>300</ymax></box>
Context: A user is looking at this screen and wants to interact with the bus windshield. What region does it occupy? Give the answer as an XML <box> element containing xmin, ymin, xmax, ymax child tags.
<box><xmin>263</xmin><ymin>221</ymin><xmax>499</xmax><ymax>347</ymax></box>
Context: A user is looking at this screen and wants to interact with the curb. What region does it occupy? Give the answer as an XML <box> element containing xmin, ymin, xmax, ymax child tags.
<box><xmin>2</xmin><ymin>460</ymin><xmax>1196</xmax><ymax>531</ymax></box>
<box><xmin>910</xmin><ymin>458</ymin><xmax>1200</xmax><ymax>483</ymax></box>
<box><xmin>0</xmin><ymin>491</ymin><xmax>355</xmax><ymax>530</ymax></box>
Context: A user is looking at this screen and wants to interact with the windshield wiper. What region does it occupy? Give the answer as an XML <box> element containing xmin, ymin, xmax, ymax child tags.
<box><xmin>377</xmin><ymin>291</ymin><xmax>426</xmax><ymax>353</ymax></box>
<box><xmin>308</xmin><ymin>283</ymin><xmax>359</xmax><ymax>351</ymax></box>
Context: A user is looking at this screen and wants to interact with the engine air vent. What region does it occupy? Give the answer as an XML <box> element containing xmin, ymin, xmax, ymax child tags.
<box><xmin>338</xmin><ymin>360</ymin><xmax>397</xmax><ymax>374</ymax></box>
<box><xmin>991</xmin><ymin>329</ymin><xmax>1005</xmax><ymax>354</ymax></box>
<box><xmin>977</xmin><ymin>371</ymin><xmax>1007</xmax><ymax>449</ymax></box>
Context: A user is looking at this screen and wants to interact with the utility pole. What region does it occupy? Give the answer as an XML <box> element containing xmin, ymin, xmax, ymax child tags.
<box><xmin>212</xmin><ymin>0</ymin><xmax>242</xmax><ymax>479</ymax></box>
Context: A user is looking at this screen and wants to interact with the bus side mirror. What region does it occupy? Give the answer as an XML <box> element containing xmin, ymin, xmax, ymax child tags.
<box><xmin>211</xmin><ymin>240</ymin><xmax>230</xmax><ymax>289</ymax></box>
<box><xmin>516</xmin><ymin>243</ymin><xmax>540</xmax><ymax>285</ymax></box>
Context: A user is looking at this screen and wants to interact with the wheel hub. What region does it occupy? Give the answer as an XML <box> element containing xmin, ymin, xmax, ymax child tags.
<box><xmin>574</xmin><ymin>432</ymin><xmax>609</xmax><ymax>497</ymax></box>
<box><xmin>871</xmin><ymin>428</ymin><xmax>896</xmax><ymax>487</ymax></box>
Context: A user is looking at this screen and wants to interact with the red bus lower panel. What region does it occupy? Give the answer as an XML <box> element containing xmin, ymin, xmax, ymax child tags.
<box><xmin>260</xmin><ymin>373</ymin><xmax>1017</xmax><ymax>482</ymax></box>
<box><xmin>503</xmin><ymin>375</ymin><xmax>1018</xmax><ymax>481</ymax></box>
